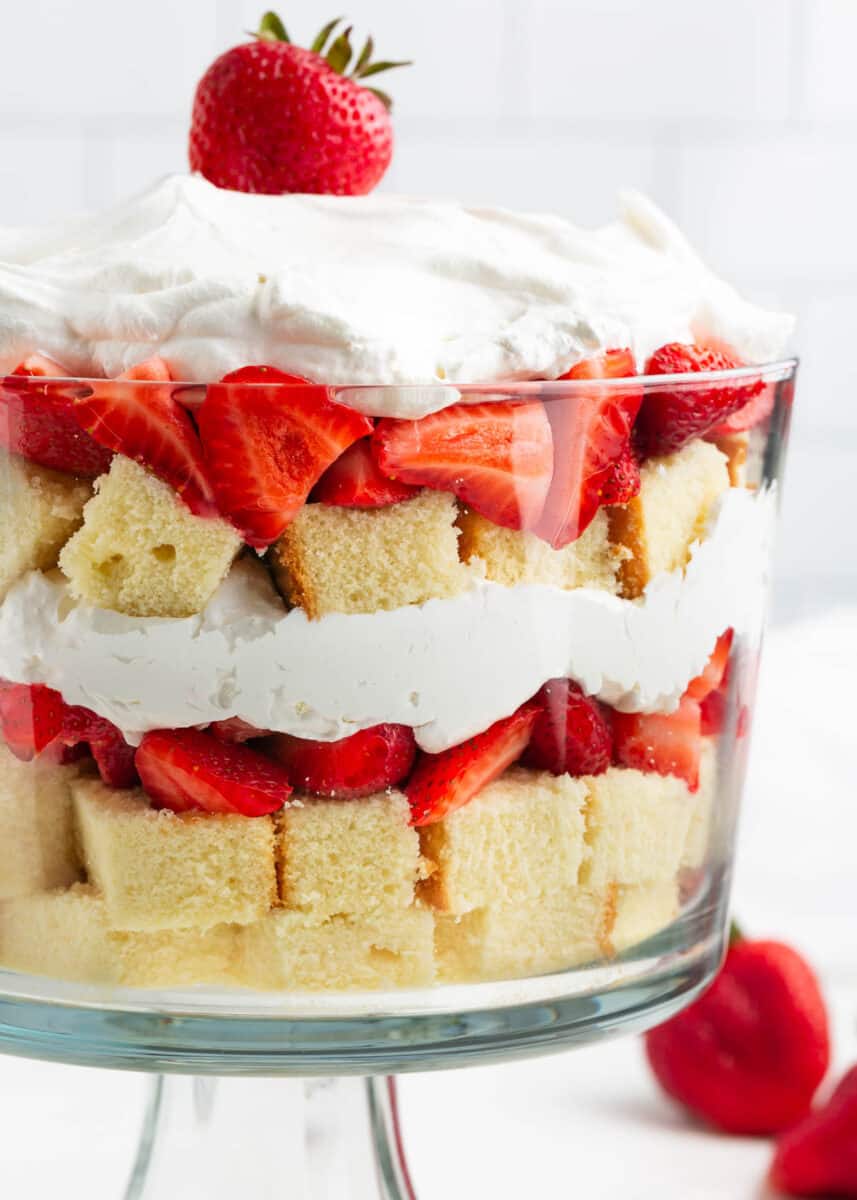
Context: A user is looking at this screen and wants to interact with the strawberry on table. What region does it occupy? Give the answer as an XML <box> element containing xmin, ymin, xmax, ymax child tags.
<box><xmin>136</xmin><ymin>728</ymin><xmax>293</xmax><ymax>817</ymax></box>
<box><xmin>70</xmin><ymin>358</ymin><xmax>217</xmax><ymax>517</ymax></box>
<box><xmin>198</xmin><ymin>365</ymin><xmax>373</xmax><ymax>547</ymax></box>
<box><xmin>611</xmin><ymin>695</ymin><xmax>702</xmax><ymax>791</ymax></box>
<box><xmin>636</xmin><ymin>342</ymin><xmax>765</xmax><ymax>456</ymax></box>
<box><xmin>189</xmin><ymin>11</ymin><xmax>410</xmax><ymax>196</ymax></box>
<box><xmin>311</xmin><ymin>438</ymin><xmax>419</xmax><ymax>507</ymax></box>
<box><xmin>407</xmin><ymin>701</ymin><xmax>541</xmax><ymax>827</ymax></box>
<box><xmin>373</xmin><ymin>401</ymin><xmax>554</xmax><ymax>532</ymax></box>
<box><xmin>1</xmin><ymin>355</ymin><xmax>114</xmax><ymax>477</ymax></box>
<box><xmin>770</xmin><ymin>1063</ymin><xmax>857</xmax><ymax>1197</ymax></box>
<box><xmin>522</xmin><ymin>679</ymin><xmax>613</xmax><ymax>777</ymax></box>
<box><xmin>263</xmin><ymin>723</ymin><xmax>416</xmax><ymax>799</ymax></box>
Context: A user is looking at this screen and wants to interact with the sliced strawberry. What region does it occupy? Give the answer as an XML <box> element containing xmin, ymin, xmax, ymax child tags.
<box><xmin>135</xmin><ymin>727</ymin><xmax>293</xmax><ymax>816</ymax></box>
<box><xmin>373</xmin><ymin>401</ymin><xmax>553</xmax><ymax>531</ymax></box>
<box><xmin>69</xmin><ymin>358</ymin><xmax>217</xmax><ymax>516</ymax></box>
<box><xmin>263</xmin><ymin>723</ymin><xmax>416</xmax><ymax>799</ymax></box>
<box><xmin>597</xmin><ymin>442</ymin><xmax>641</xmax><ymax>506</ymax></box>
<box><xmin>612</xmin><ymin>696</ymin><xmax>702</xmax><ymax>791</ymax></box>
<box><xmin>700</xmin><ymin>687</ymin><xmax>727</xmax><ymax>736</ymax></box>
<box><xmin>209</xmin><ymin>717</ymin><xmax>273</xmax><ymax>744</ymax></box>
<box><xmin>406</xmin><ymin>701</ymin><xmax>541</xmax><ymax>827</ymax></box>
<box><xmin>522</xmin><ymin>679</ymin><xmax>612</xmax><ymax>776</ymax></box>
<box><xmin>0</xmin><ymin>681</ymin><xmax>66</xmax><ymax>761</ymax></box>
<box><xmin>198</xmin><ymin>365</ymin><xmax>372</xmax><ymax>548</ymax></box>
<box><xmin>636</xmin><ymin>343</ymin><xmax>764</xmax><ymax>457</ymax></box>
<box><xmin>685</xmin><ymin>629</ymin><xmax>734</xmax><ymax>702</ymax></box>
<box><xmin>711</xmin><ymin>381</ymin><xmax>776</xmax><ymax>434</ymax></box>
<box><xmin>0</xmin><ymin>356</ymin><xmax>114</xmax><ymax>477</ymax></box>
<box><xmin>535</xmin><ymin>348</ymin><xmax>642</xmax><ymax>548</ymax></box>
<box><xmin>61</xmin><ymin>706</ymin><xmax>138</xmax><ymax>788</ymax></box>
<box><xmin>311</xmin><ymin>438</ymin><xmax>419</xmax><ymax>507</ymax></box>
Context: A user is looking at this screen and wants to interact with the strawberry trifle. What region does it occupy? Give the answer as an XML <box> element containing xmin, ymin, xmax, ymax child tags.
<box><xmin>0</xmin><ymin>17</ymin><xmax>795</xmax><ymax>994</ymax></box>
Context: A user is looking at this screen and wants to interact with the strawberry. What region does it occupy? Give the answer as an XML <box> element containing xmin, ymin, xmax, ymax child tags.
<box><xmin>407</xmin><ymin>702</ymin><xmax>541</xmax><ymax>827</ymax></box>
<box><xmin>373</xmin><ymin>402</ymin><xmax>553</xmax><ymax>531</ymax></box>
<box><xmin>597</xmin><ymin>442</ymin><xmax>641</xmax><ymax>506</ymax></box>
<box><xmin>135</xmin><ymin>728</ymin><xmax>293</xmax><ymax>816</ymax></box>
<box><xmin>60</xmin><ymin>706</ymin><xmax>138</xmax><ymax>788</ymax></box>
<box><xmin>209</xmin><ymin>717</ymin><xmax>272</xmax><ymax>744</ymax></box>
<box><xmin>311</xmin><ymin>438</ymin><xmax>419</xmax><ymax>507</ymax></box>
<box><xmin>70</xmin><ymin>358</ymin><xmax>217</xmax><ymax>516</ymax></box>
<box><xmin>770</xmin><ymin>1064</ymin><xmax>857</xmax><ymax>1197</ymax></box>
<box><xmin>711</xmin><ymin>381</ymin><xmax>776</xmax><ymax>434</ymax></box>
<box><xmin>685</xmin><ymin>628</ymin><xmax>734</xmax><ymax>701</ymax></box>
<box><xmin>611</xmin><ymin>695</ymin><xmax>702</xmax><ymax>791</ymax></box>
<box><xmin>522</xmin><ymin>679</ymin><xmax>612</xmax><ymax>776</ymax></box>
<box><xmin>189</xmin><ymin>13</ymin><xmax>409</xmax><ymax>196</ymax></box>
<box><xmin>198</xmin><ymin>365</ymin><xmax>372</xmax><ymax>548</ymax></box>
<box><xmin>636</xmin><ymin>343</ymin><xmax>765</xmax><ymax>457</ymax></box>
<box><xmin>700</xmin><ymin>686</ymin><xmax>728</xmax><ymax>736</ymax></box>
<box><xmin>0</xmin><ymin>681</ymin><xmax>66</xmax><ymax>761</ymax></box>
<box><xmin>0</xmin><ymin>355</ymin><xmax>114</xmax><ymax>477</ymax></box>
<box><xmin>645</xmin><ymin>931</ymin><xmax>831</xmax><ymax>1135</ymax></box>
<box><xmin>535</xmin><ymin>348</ymin><xmax>642</xmax><ymax>548</ymax></box>
<box><xmin>263</xmin><ymin>723</ymin><xmax>416</xmax><ymax>799</ymax></box>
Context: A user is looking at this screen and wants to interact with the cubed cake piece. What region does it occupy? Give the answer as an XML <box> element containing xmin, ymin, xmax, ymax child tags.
<box><xmin>267</xmin><ymin>490</ymin><xmax>474</xmax><ymax>618</ymax></box>
<box><xmin>73</xmin><ymin>778</ymin><xmax>276</xmax><ymax>931</ymax></box>
<box><xmin>608</xmin><ymin>880</ymin><xmax>680</xmax><ymax>955</ymax></box>
<box><xmin>607</xmin><ymin>439</ymin><xmax>729</xmax><ymax>598</ymax></box>
<box><xmin>0</xmin><ymin>450</ymin><xmax>91</xmax><ymax>599</ymax></box>
<box><xmin>59</xmin><ymin>455</ymin><xmax>241</xmax><ymax>617</ymax></box>
<box><xmin>457</xmin><ymin>507</ymin><xmax>620</xmax><ymax>593</ymax></box>
<box><xmin>435</xmin><ymin>886</ymin><xmax>612</xmax><ymax>983</ymax></box>
<box><xmin>419</xmin><ymin>767</ymin><xmax>588</xmax><ymax>915</ymax></box>
<box><xmin>238</xmin><ymin>906</ymin><xmax>436</xmax><ymax>990</ymax></box>
<box><xmin>581</xmin><ymin>765</ymin><xmax>694</xmax><ymax>887</ymax></box>
<box><xmin>0</xmin><ymin>743</ymin><xmax>82</xmax><ymax>900</ymax></box>
<box><xmin>682</xmin><ymin>737</ymin><xmax>718</xmax><ymax>870</ymax></box>
<box><xmin>277</xmin><ymin>791</ymin><xmax>424</xmax><ymax>919</ymax></box>
<box><xmin>0</xmin><ymin>884</ymin><xmax>237</xmax><ymax>986</ymax></box>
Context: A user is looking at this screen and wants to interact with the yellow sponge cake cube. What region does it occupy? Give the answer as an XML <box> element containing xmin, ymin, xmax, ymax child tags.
<box><xmin>607</xmin><ymin>439</ymin><xmax>729</xmax><ymax>598</ymax></box>
<box><xmin>267</xmin><ymin>491</ymin><xmax>474</xmax><ymax>618</ymax></box>
<box><xmin>608</xmin><ymin>880</ymin><xmax>680</xmax><ymax>955</ymax></box>
<box><xmin>277</xmin><ymin>792</ymin><xmax>424</xmax><ymax>919</ymax></box>
<box><xmin>682</xmin><ymin>737</ymin><xmax>718</xmax><ymax>870</ymax></box>
<box><xmin>73</xmin><ymin>778</ymin><xmax>276</xmax><ymax>931</ymax></box>
<box><xmin>0</xmin><ymin>450</ymin><xmax>90</xmax><ymax>599</ymax></box>
<box><xmin>238</xmin><ymin>906</ymin><xmax>436</xmax><ymax>990</ymax></box>
<box><xmin>59</xmin><ymin>455</ymin><xmax>241</xmax><ymax>617</ymax></box>
<box><xmin>419</xmin><ymin>767</ymin><xmax>588</xmax><ymax>915</ymax></box>
<box><xmin>582</xmin><ymin>766</ymin><xmax>693</xmax><ymax>887</ymax></box>
<box><xmin>0</xmin><ymin>744</ymin><xmax>82</xmax><ymax>900</ymax></box>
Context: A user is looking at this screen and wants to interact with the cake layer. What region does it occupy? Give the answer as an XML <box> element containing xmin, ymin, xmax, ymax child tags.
<box><xmin>0</xmin><ymin>743</ymin><xmax>82</xmax><ymax>901</ymax></box>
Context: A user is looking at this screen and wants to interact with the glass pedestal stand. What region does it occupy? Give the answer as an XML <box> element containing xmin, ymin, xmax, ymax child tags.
<box><xmin>0</xmin><ymin>890</ymin><xmax>726</xmax><ymax>1199</ymax></box>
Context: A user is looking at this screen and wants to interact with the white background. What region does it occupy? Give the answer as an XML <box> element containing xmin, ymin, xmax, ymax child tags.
<box><xmin>0</xmin><ymin>2</ymin><xmax>855</xmax><ymax>1196</ymax></box>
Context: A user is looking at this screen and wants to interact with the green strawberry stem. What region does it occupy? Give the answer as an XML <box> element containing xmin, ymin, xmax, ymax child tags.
<box><xmin>729</xmin><ymin>920</ymin><xmax>745</xmax><ymax>947</ymax></box>
<box><xmin>256</xmin><ymin>11</ymin><xmax>289</xmax><ymax>42</ymax></box>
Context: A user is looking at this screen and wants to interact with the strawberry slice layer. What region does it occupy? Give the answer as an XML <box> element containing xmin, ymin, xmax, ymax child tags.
<box><xmin>61</xmin><ymin>706</ymin><xmax>139</xmax><ymax>788</ymax></box>
<box><xmin>136</xmin><ymin>728</ymin><xmax>293</xmax><ymax>816</ymax></box>
<box><xmin>311</xmin><ymin>438</ymin><xmax>419</xmax><ymax>507</ymax></box>
<box><xmin>264</xmin><ymin>724</ymin><xmax>417</xmax><ymax>799</ymax></box>
<box><xmin>0</xmin><ymin>356</ymin><xmax>114</xmax><ymax>477</ymax></box>
<box><xmin>596</xmin><ymin>441</ymin><xmax>641</xmax><ymax>507</ymax></box>
<box><xmin>612</xmin><ymin>696</ymin><xmax>702</xmax><ymax>791</ymax></box>
<box><xmin>536</xmin><ymin>348</ymin><xmax>642</xmax><ymax>548</ymax></box>
<box><xmin>522</xmin><ymin>679</ymin><xmax>613</xmax><ymax>776</ymax></box>
<box><xmin>199</xmin><ymin>366</ymin><xmax>373</xmax><ymax>547</ymax></box>
<box><xmin>209</xmin><ymin>717</ymin><xmax>273</xmax><ymax>744</ymax></box>
<box><xmin>70</xmin><ymin>358</ymin><xmax>217</xmax><ymax>516</ymax></box>
<box><xmin>373</xmin><ymin>401</ymin><xmax>553</xmax><ymax>532</ymax></box>
<box><xmin>685</xmin><ymin>629</ymin><xmax>734</xmax><ymax>702</ymax></box>
<box><xmin>407</xmin><ymin>701</ymin><xmax>541</xmax><ymax>827</ymax></box>
<box><xmin>636</xmin><ymin>343</ymin><xmax>764</xmax><ymax>457</ymax></box>
<box><xmin>711</xmin><ymin>381</ymin><xmax>776</xmax><ymax>434</ymax></box>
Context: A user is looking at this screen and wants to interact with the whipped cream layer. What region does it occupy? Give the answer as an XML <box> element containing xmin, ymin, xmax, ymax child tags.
<box><xmin>0</xmin><ymin>487</ymin><xmax>774</xmax><ymax>753</ymax></box>
<box><xmin>0</xmin><ymin>175</ymin><xmax>792</xmax><ymax>414</ymax></box>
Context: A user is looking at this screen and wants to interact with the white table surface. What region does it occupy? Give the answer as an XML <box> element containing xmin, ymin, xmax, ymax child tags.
<box><xmin>0</xmin><ymin>608</ymin><xmax>855</xmax><ymax>1198</ymax></box>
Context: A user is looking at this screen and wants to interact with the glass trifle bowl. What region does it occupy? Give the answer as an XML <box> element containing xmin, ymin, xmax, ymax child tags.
<box><xmin>0</xmin><ymin>179</ymin><xmax>796</xmax><ymax>1197</ymax></box>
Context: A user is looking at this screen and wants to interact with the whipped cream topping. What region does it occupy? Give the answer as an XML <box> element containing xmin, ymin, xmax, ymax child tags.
<box><xmin>0</xmin><ymin>486</ymin><xmax>775</xmax><ymax>753</ymax></box>
<box><xmin>0</xmin><ymin>175</ymin><xmax>793</xmax><ymax>417</ymax></box>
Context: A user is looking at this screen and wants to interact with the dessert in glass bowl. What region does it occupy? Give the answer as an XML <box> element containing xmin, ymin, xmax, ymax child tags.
<box><xmin>0</xmin><ymin>175</ymin><xmax>794</xmax><ymax>995</ymax></box>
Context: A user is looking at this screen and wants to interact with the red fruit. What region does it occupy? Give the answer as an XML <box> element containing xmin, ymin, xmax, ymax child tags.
<box><xmin>311</xmin><ymin>438</ymin><xmax>419</xmax><ymax>507</ymax></box>
<box><xmin>61</xmin><ymin>706</ymin><xmax>138</xmax><ymax>788</ymax></box>
<box><xmin>0</xmin><ymin>681</ymin><xmax>65</xmax><ymax>760</ymax></box>
<box><xmin>209</xmin><ymin>717</ymin><xmax>272</xmax><ymax>744</ymax></box>
<box><xmin>536</xmin><ymin>348</ymin><xmax>642</xmax><ymax>548</ymax></box>
<box><xmin>135</xmin><ymin>728</ymin><xmax>293</xmax><ymax>817</ymax></box>
<box><xmin>770</xmin><ymin>1064</ymin><xmax>857</xmax><ymax>1198</ymax></box>
<box><xmin>189</xmin><ymin>13</ymin><xmax>409</xmax><ymax>196</ymax></box>
<box><xmin>522</xmin><ymin>679</ymin><xmax>612</xmax><ymax>776</ymax></box>
<box><xmin>0</xmin><ymin>355</ymin><xmax>114</xmax><ymax>477</ymax></box>
<box><xmin>712</xmin><ymin>381</ymin><xmax>776</xmax><ymax>434</ymax></box>
<box><xmin>612</xmin><ymin>695</ymin><xmax>702</xmax><ymax>791</ymax></box>
<box><xmin>637</xmin><ymin>343</ymin><xmax>765</xmax><ymax>456</ymax></box>
<box><xmin>646</xmin><ymin>935</ymin><xmax>831</xmax><ymax>1135</ymax></box>
<box><xmin>700</xmin><ymin>687</ymin><xmax>728</xmax><ymax>736</ymax></box>
<box><xmin>685</xmin><ymin>628</ymin><xmax>734</xmax><ymax>701</ymax></box>
<box><xmin>596</xmin><ymin>442</ymin><xmax>641</xmax><ymax>506</ymax></box>
<box><xmin>264</xmin><ymin>723</ymin><xmax>416</xmax><ymax>799</ymax></box>
<box><xmin>71</xmin><ymin>358</ymin><xmax>217</xmax><ymax>516</ymax></box>
<box><xmin>407</xmin><ymin>702</ymin><xmax>541</xmax><ymax>827</ymax></box>
<box><xmin>373</xmin><ymin>402</ymin><xmax>553</xmax><ymax>531</ymax></box>
<box><xmin>198</xmin><ymin>365</ymin><xmax>372</xmax><ymax>548</ymax></box>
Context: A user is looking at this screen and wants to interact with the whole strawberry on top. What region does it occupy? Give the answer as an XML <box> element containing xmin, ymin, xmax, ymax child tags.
<box><xmin>189</xmin><ymin>11</ymin><xmax>410</xmax><ymax>195</ymax></box>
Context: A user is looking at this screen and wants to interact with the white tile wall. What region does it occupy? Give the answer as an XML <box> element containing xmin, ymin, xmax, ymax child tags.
<box><xmin>0</xmin><ymin>0</ymin><xmax>854</xmax><ymax>612</ymax></box>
